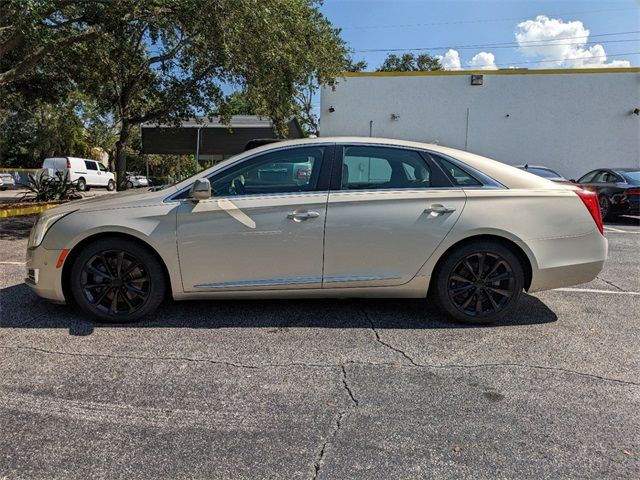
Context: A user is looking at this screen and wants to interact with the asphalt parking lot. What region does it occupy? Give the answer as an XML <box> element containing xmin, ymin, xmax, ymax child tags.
<box><xmin>1</xmin><ymin>215</ymin><xmax>639</xmax><ymax>479</ymax></box>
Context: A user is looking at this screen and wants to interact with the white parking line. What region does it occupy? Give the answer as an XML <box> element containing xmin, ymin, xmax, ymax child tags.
<box><xmin>553</xmin><ymin>287</ymin><xmax>640</xmax><ymax>296</ymax></box>
<box><xmin>604</xmin><ymin>226</ymin><xmax>640</xmax><ymax>233</ymax></box>
<box><xmin>0</xmin><ymin>261</ymin><xmax>25</xmax><ymax>266</ymax></box>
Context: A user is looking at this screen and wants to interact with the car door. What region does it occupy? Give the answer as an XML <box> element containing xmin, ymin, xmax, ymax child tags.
<box><xmin>97</xmin><ymin>163</ymin><xmax>111</xmax><ymax>185</ymax></box>
<box><xmin>176</xmin><ymin>144</ymin><xmax>332</xmax><ymax>292</ymax></box>
<box><xmin>83</xmin><ymin>160</ymin><xmax>100</xmax><ymax>186</ymax></box>
<box><xmin>322</xmin><ymin>144</ymin><xmax>467</xmax><ymax>288</ymax></box>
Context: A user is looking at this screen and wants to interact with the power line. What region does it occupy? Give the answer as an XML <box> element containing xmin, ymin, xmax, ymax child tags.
<box><xmin>490</xmin><ymin>51</ymin><xmax>640</xmax><ymax>67</ymax></box>
<box><xmin>355</xmin><ymin>30</ymin><xmax>640</xmax><ymax>53</ymax></box>
<box><xmin>342</xmin><ymin>7</ymin><xmax>637</xmax><ymax>30</ymax></box>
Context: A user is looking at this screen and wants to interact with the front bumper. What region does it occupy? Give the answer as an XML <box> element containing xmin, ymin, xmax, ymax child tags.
<box><xmin>25</xmin><ymin>246</ymin><xmax>67</xmax><ymax>303</ymax></box>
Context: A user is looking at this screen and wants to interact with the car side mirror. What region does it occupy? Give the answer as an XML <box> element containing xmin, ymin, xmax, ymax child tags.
<box><xmin>189</xmin><ymin>178</ymin><xmax>211</xmax><ymax>201</ymax></box>
<box><xmin>569</xmin><ymin>179</ymin><xmax>576</xmax><ymax>183</ymax></box>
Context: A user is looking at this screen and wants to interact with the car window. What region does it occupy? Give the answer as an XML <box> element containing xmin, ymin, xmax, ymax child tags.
<box><xmin>84</xmin><ymin>160</ymin><xmax>97</xmax><ymax>171</ymax></box>
<box><xmin>209</xmin><ymin>146</ymin><xmax>325</xmax><ymax>197</ymax></box>
<box><xmin>577</xmin><ymin>171</ymin><xmax>598</xmax><ymax>183</ymax></box>
<box><xmin>340</xmin><ymin>146</ymin><xmax>436</xmax><ymax>190</ymax></box>
<box><xmin>591</xmin><ymin>171</ymin><xmax>611</xmax><ymax>183</ymax></box>
<box><xmin>434</xmin><ymin>156</ymin><xmax>482</xmax><ymax>186</ymax></box>
<box><xmin>619</xmin><ymin>171</ymin><xmax>640</xmax><ymax>185</ymax></box>
<box><xmin>98</xmin><ymin>164</ymin><xmax>108</xmax><ymax>172</ymax></box>
<box><xmin>524</xmin><ymin>167</ymin><xmax>562</xmax><ymax>179</ymax></box>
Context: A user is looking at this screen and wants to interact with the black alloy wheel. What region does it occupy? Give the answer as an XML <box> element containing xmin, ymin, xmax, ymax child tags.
<box><xmin>599</xmin><ymin>195</ymin><xmax>611</xmax><ymax>221</ymax></box>
<box><xmin>70</xmin><ymin>238</ymin><xmax>166</xmax><ymax>322</ymax></box>
<box><xmin>433</xmin><ymin>241</ymin><xmax>524</xmax><ymax>324</ymax></box>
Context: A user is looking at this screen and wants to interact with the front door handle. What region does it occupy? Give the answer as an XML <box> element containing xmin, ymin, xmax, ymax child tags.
<box><xmin>287</xmin><ymin>210</ymin><xmax>320</xmax><ymax>222</ymax></box>
<box><xmin>424</xmin><ymin>204</ymin><xmax>456</xmax><ymax>215</ymax></box>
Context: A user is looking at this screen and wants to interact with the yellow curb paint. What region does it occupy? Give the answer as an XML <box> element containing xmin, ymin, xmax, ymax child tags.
<box><xmin>0</xmin><ymin>168</ymin><xmax>39</xmax><ymax>173</ymax></box>
<box><xmin>0</xmin><ymin>203</ymin><xmax>59</xmax><ymax>218</ymax></box>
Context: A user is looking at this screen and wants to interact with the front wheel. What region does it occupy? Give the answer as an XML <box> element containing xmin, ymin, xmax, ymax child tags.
<box><xmin>432</xmin><ymin>241</ymin><xmax>524</xmax><ymax>324</ymax></box>
<box><xmin>126</xmin><ymin>181</ymin><xmax>134</xmax><ymax>189</ymax></box>
<box><xmin>107</xmin><ymin>180</ymin><xmax>115</xmax><ymax>191</ymax></box>
<box><xmin>599</xmin><ymin>195</ymin><xmax>611</xmax><ymax>221</ymax></box>
<box><xmin>69</xmin><ymin>238</ymin><xmax>167</xmax><ymax>323</ymax></box>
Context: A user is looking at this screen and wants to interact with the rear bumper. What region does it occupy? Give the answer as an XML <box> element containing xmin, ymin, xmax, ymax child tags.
<box><xmin>527</xmin><ymin>229</ymin><xmax>608</xmax><ymax>292</ymax></box>
<box><xmin>24</xmin><ymin>246</ymin><xmax>66</xmax><ymax>303</ymax></box>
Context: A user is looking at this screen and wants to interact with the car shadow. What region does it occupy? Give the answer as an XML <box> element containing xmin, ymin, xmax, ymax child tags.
<box><xmin>0</xmin><ymin>282</ymin><xmax>557</xmax><ymax>336</ymax></box>
<box><xmin>605</xmin><ymin>215</ymin><xmax>640</xmax><ymax>226</ymax></box>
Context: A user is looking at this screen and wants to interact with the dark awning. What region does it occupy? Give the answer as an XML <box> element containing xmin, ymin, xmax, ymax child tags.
<box><xmin>141</xmin><ymin>116</ymin><xmax>304</xmax><ymax>156</ymax></box>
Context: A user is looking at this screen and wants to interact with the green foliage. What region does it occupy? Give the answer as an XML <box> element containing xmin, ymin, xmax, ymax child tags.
<box><xmin>377</xmin><ymin>53</ymin><xmax>444</xmax><ymax>72</ymax></box>
<box><xmin>21</xmin><ymin>172</ymin><xmax>81</xmax><ymax>202</ymax></box>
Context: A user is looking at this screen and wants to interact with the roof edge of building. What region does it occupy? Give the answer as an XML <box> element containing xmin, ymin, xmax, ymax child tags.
<box><xmin>342</xmin><ymin>67</ymin><xmax>640</xmax><ymax>77</ymax></box>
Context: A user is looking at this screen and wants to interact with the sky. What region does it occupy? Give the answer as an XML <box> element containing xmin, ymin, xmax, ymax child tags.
<box><xmin>320</xmin><ymin>0</ymin><xmax>640</xmax><ymax>70</ymax></box>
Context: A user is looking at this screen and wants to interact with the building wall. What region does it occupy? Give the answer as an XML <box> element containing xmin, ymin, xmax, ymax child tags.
<box><xmin>320</xmin><ymin>69</ymin><xmax>640</xmax><ymax>179</ymax></box>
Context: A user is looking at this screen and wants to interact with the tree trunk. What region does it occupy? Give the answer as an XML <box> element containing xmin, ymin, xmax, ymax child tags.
<box><xmin>115</xmin><ymin>122</ymin><xmax>131</xmax><ymax>191</ymax></box>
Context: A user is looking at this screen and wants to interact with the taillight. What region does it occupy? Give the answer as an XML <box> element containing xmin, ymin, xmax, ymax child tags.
<box><xmin>625</xmin><ymin>188</ymin><xmax>640</xmax><ymax>196</ymax></box>
<box><xmin>66</xmin><ymin>158</ymin><xmax>71</xmax><ymax>168</ymax></box>
<box><xmin>575</xmin><ymin>189</ymin><xmax>604</xmax><ymax>236</ymax></box>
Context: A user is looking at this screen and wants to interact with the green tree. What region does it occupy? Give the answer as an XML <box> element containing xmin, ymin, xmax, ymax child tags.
<box><xmin>75</xmin><ymin>0</ymin><xmax>347</xmax><ymax>189</ymax></box>
<box><xmin>377</xmin><ymin>53</ymin><xmax>443</xmax><ymax>72</ymax></box>
<box><xmin>0</xmin><ymin>0</ymin><xmax>105</xmax><ymax>87</ymax></box>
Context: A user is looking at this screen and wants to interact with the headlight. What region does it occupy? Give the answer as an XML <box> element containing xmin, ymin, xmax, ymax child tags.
<box><xmin>28</xmin><ymin>210</ymin><xmax>75</xmax><ymax>248</ymax></box>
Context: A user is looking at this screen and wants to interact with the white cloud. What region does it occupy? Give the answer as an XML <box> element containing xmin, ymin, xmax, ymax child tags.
<box><xmin>436</xmin><ymin>49</ymin><xmax>461</xmax><ymax>70</ymax></box>
<box><xmin>468</xmin><ymin>51</ymin><xmax>498</xmax><ymax>70</ymax></box>
<box><xmin>515</xmin><ymin>15</ymin><xmax>631</xmax><ymax>68</ymax></box>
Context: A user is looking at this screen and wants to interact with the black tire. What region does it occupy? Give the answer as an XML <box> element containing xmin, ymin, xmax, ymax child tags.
<box><xmin>432</xmin><ymin>241</ymin><xmax>524</xmax><ymax>324</ymax></box>
<box><xmin>77</xmin><ymin>177</ymin><xmax>87</xmax><ymax>191</ymax></box>
<box><xmin>599</xmin><ymin>195</ymin><xmax>611</xmax><ymax>221</ymax></box>
<box><xmin>126</xmin><ymin>180</ymin><xmax>134</xmax><ymax>189</ymax></box>
<box><xmin>69</xmin><ymin>238</ymin><xmax>167</xmax><ymax>323</ymax></box>
<box><xmin>107</xmin><ymin>180</ymin><xmax>115</xmax><ymax>191</ymax></box>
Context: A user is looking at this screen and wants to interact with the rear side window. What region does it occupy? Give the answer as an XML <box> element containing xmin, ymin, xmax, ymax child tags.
<box><xmin>84</xmin><ymin>160</ymin><xmax>97</xmax><ymax>171</ymax></box>
<box><xmin>434</xmin><ymin>156</ymin><xmax>482</xmax><ymax>186</ymax></box>
<box><xmin>340</xmin><ymin>146</ymin><xmax>448</xmax><ymax>190</ymax></box>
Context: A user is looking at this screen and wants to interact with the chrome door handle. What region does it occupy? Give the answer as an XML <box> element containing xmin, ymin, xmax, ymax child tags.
<box><xmin>424</xmin><ymin>204</ymin><xmax>456</xmax><ymax>215</ymax></box>
<box><xmin>287</xmin><ymin>210</ymin><xmax>320</xmax><ymax>222</ymax></box>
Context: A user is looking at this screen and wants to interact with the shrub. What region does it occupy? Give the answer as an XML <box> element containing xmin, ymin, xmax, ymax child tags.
<box><xmin>20</xmin><ymin>172</ymin><xmax>82</xmax><ymax>202</ymax></box>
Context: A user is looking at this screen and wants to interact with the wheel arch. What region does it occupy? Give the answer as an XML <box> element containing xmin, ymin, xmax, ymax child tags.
<box><xmin>61</xmin><ymin>231</ymin><xmax>173</xmax><ymax>303</ymax></box>
<box><xmin>427</xmin><ymin>233</ymin><xmax>534</xmax><ymax>292</ymax></box>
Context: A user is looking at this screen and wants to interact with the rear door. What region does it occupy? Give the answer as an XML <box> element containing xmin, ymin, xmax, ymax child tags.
<box><xmin>322</xmin><ymin>144</ymin><xmax>466</xmax><ymax>288</ymax></box>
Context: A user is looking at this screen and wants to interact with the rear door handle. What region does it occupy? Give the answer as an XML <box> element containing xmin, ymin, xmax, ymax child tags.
<box><xmin>424</xmin><ymin>204</ymin><xmax>456</xmax><ymax>215</ymax></box>
<box><xmin>287</xmin><ymin>210</ymin><xmax>320</xmax><ymax>222</ymax></box>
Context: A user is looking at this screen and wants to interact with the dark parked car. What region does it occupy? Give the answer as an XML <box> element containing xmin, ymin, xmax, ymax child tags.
<box><xmin>516</xmin><ymin>164</ymin><xmax>569</xmax><ymax>183</ymax></box>
<box><xmin>574</xmin><ymin>168</ymin><xmax>640</xmax><ymax>220</ymax></box>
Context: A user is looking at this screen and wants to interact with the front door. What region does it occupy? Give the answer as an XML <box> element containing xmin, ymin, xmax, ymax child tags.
<box><xmin>177</xmin><ymin>145</ymin><xmax>332</xmax><ymax>292</ymax></box>
<box><xmin>323</xmin><ymin>145</ymin><xmax>467</xmax><ymax>288</ymax></box>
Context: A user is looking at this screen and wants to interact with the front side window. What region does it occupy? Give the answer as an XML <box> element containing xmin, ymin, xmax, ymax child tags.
<box><xmin>578</xmin><ymin>171</ymin><xmax>598</xmax><ymax>183</ymax></box>
<box><xmin>209</xmin><ymin>146</ymin><xmax>325</xmax><ymax>197</ymax></box>
<box><xmin>84</xmin><ymin>160</ymin><xmax>97</xmax><ymax>171</ymax></box>
<box><xmin>99</xmin><ymin>164</ymin><xmax>108</xmax><ymax>172</ymax></box>
<box><xmin>340</xmin><ymin>146</ymin><xmax>437</xmax><ymax>190</ymax></box>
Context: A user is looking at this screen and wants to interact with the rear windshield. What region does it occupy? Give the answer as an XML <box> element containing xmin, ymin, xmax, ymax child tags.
<box><xmin>619</xmin><ymin>171</ymin><xmax>640</xmax><ymax>185</ymax></box>
<box><xmin>524</xmin><ymin>167</ymin><xmax>563</xmax><ymax>179</ymax></box>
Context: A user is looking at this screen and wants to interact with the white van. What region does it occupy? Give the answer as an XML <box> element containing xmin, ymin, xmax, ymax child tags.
<box><xmin>41</xmin><ymin>157</ymin><xmax>115</xmax><ymax>191</ymax></box>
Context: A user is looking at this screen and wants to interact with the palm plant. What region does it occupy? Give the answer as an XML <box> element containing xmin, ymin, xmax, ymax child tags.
<box><xmin>20</xmin><ymin>172</ymin><xmax>82</xmax><ymax>202</ymax></box>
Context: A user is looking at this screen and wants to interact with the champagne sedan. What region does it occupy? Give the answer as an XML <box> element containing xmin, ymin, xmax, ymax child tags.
<box><xmin>25</xmin><ymin>138</ymin><xmax>607</xmax><ymax>324</ymax></box>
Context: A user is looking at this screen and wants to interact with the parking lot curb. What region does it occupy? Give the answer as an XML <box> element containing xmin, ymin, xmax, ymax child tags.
<box><xmin>0</xmin><ymin>203</ymin><xmax>59</xmax><ymax>218</ymax></box>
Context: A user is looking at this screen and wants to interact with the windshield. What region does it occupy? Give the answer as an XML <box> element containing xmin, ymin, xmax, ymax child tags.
<box><xmin>619</xmin><ymin>171</ymin><xmax>640</xmax><ymax>185</ymax></box>
<box><xmin>523</xmin><ymin>167</ymin><xmax>564</xmax><ymax>179</ymax></box>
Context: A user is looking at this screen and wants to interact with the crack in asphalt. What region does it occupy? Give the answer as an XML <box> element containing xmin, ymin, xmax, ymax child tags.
<box><xmin>311</xmin><ymin>365</ymin><xmax>359</xmax><ymax>480</ymax></box>
<box><xmin>596</xmin><ymin>276</ymin><xmax>626</xmax><ymax>292</ymax></box>
<box><xmin>359</xmin><ymin>305</ymin><xmax>420</xmax><ymax>367</ymax></box>
<box><xmin>1</xmin><ymin>344</ymin><xmax>638</xmax><ymax>387</ymax></box>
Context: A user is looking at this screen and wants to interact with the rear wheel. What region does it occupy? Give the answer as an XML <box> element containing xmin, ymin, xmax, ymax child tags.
<box><xmin>599</xmin><ymin>195</ymin><xmax>611</xmax><ymax>221</ymax></box>
<box><xmin>76</xmin><ymin>177</ymin><xmax>86</xmax><ymax>191</ymax></box>
<box><xmin>69</xmin><ymin>238</ymin><xmax>166</xmax><ymax>323</ymax></box>
<box><xmin>432</xmin><ymin>241</ymin><xmax>524</xmax><ymax>324</ymax></box>
<box><xmin>126</xmin><ymin>180</ymin><xmax>134</xmax><ymax>189</ymax></box>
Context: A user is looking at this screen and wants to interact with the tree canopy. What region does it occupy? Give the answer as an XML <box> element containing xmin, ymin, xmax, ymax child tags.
<box><xmin>377</xmin><ymin>53</ymin><xmax>443</xmax><ymax>72</ymax></box>
<box><xmin>1</xmin><ymin>0</ymin><xmax>349</xmax><ymax>188</ymax></box>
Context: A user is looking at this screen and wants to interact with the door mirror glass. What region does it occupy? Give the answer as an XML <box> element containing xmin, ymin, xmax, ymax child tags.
<box><xmin>190</xmin><ymin>178</ymin><xmax>211</xmax><ymax>200</ymax></box>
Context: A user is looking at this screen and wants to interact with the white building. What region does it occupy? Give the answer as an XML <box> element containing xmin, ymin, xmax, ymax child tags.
<box><xmin>320</xmin><ymin>68</ymin><xmax>640</xmax><ymax>179</ymax></box>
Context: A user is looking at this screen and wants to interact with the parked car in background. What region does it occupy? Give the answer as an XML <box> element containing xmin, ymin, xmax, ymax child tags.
<box><xmin>574</xmin><ymin>168</ymin><xmax>640</xmax><ymax>220</ymax></box>
<box><xmin>0</xmin><ymin>172</ymin><xmax>16</xmax><ymax>190</ymax></box>
<box><xmin>40</xmin><ymin>157</ymin><xmax>115</xmax><ymax>192</ymax></box>
<box><xmin>126</xmin><ymin>172</ymin><xmax>150</xmax><ymax>189</ymax></box>
<box><xmin>26</xmin><ymin>138</ymin><xmax>607</xmax><ymax>325</ymax></box>
<box><xmin>515</xmin><ymin>165</ymin><xmax>571</xmax><ymax>184</ymax></box>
